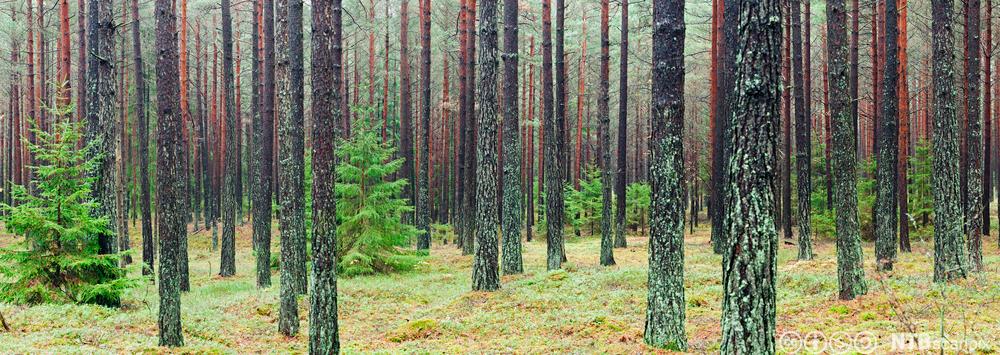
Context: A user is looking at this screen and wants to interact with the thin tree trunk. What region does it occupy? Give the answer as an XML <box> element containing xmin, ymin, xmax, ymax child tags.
<box><xmin>965</xmin><ymin>0</ymin><xmax>984</xmax><ymax>272</ymax></box>
<box><xmin>597</xmin><ymin>0</ymin><xmax>614</xmax><ymax>266</ymax></box>
<box><xmin>898</xmin><ymin>0</ymin><xmax>912</xmax><ymax>253</ymax></box>
<box><xmin>614</xmin><ymin>0</ymin><xmax>629</xmax><ymax>249</ymax></box>
<box><xmin>417</xmin><ymin>0</ymin><xmax>432</xmax><ymax>250</ymax></box>
<box><xmin>254</xmin><ymin>0</ymin><xmax>275</xmax><ymax>288</ymax></box>
<box><xmin>219</xmin><ymin>0</ymin><xmax>238</xmax><ymax>277</ymax></box>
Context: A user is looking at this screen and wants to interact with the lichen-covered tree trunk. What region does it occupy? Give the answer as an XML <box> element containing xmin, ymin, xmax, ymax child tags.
<box><xmin>827</xmin><ymin>0</ymin><xmax>867</xmax><ymax>301</ymax></box>
<box><xmin>719</xmin><ymin>0</ymin><xmax>780</xmax><ymax>352</ymax></box>
<box><xmin>875</xmin><ymin>0</ymin><xmax>900</xmax><ymax>272</ymax></box>
<box><xmin>554</xmin><ymin>0</ymin><xmax>568</xmax><ymax>263</ymax></box>
<box><xmin>792</xmin><ymin>0</ymin><xmax>813</xmax><ymax>260</ymax></box>
<box><xmin>400</xmin><ymin>0</ymin><xmax>415</xmax><ymax>223</ymax></box>
<box><xmin>86</xmin><ymin>0</ymin><xmax>118</xmax><ymax>258</ymax></box>
<box><xmin>308</xmin><ymin>0</ymin><xmax>341</xmax><ymax>351</ymax></box>
<box><xmin>541</xmin><ymin>0</ymin><xmax>562</xmax><ymax>271</ymax></box>
<box><xmin>931</xmin><ymin>0</ymin><xmax>970</xmax><ymax>283</ymax></box>
<box><xmin>252</xmin><ymin>0</ymin><xmax>274</xmax><ymax>288</ymax></box>
<box><xmin>417</xmin><ymin>0</ymin><xmax>432</xmax><ymax>251</ymax></box>
<box><xmin>218</xmin><ymin>0</ymin><xmax>238</xmax><ymax>278</ymax></box>
<box><xmin>500</xmin><ymin>0</ymin><xmax>523</xmax><ymax>275</ymax></box>
<box><xmin>614</xmin><ymin>0</ymin><xmax>629</xmax><ymax>249</ymax></box>
<box><xmin>597</xmin><ymin>0</ymin><xmax>615</xmax><ymax>267</ymax></box>
<box><xmin>965</xmin><ymin>0</ymin><xmax>984</xmax><ymax>272</ymax></box>
<box><xmin>472</xmin><ymin>0</ymin><xmax>500</xmax><ymax>292</ymax></box>
<box><xmin>711</xmin><ymin>0</ymin><xmax>732</xmax><ymax>256</ymax></box>
<box><xmin>277</xmin><ymin>0</ymin><xmax>305</xmax><ymax>336</ymax></box>
<box><xmin>131</xmin><ymin>0</ymin><xmax>152</xmax><ymax>277</ymax></box>
<box><xmin>154</xmin><ymin>0</ymin><xmax>184</xmax><ymax>345</ymax></box>
<box><xmin>643</xmin><ymin>0</ymin><xmax>685</xmax><ymax>349</ymax></box>
<box><xmin>462</xmin><ymin>0</ymin><xmax>479</xmax><ymax>256</ymax></box>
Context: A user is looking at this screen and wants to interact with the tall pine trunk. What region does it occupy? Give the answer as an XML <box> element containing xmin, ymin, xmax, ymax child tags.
<box><xmin>472</xmin><ymin>0</ymin><xmax>500</xmax><ymax>292</ymax></box>
<box><xmin>597</xmin><ymin>0</ymin><xmax>615</xmax><ymax>266</ymax></box>
<box><xmin>931</xmin><ymin>0</ymin><xmax>970</xmax><ymax>282</ymax></box>
<box><xmin>500</xmin><ymin>0</ymin><xmax>523</xmax><ymax>275</ymax></box>
<box><xmin>542</xmin><ymin>0</ymin><xmax>562</xmax><ymax>270</ymax></box>
<box><xmin>219</xmin><ymin>0</ymin><xmax>238</xmax><ymax>278</ymax></box>
<box><xmin>131</xmin><ymin>0</ymin><xmax>153</xmax><ymax>277</ymax></box>
<box><xmin>277</xmin><ymin>0</ymin><xmax>306</xmax><ymax>336</ymax></box>
<box><xmin>875</xmin><ymin>0</ymin><xmax>901</xmax><ymax>271</ymax></box>
<box><xmin>308</xmin><ymin>0</ymin><xmax>341</xmax><ymax>351</ymax></box>
<box><xmin>154</xmin><ymin>0</ymin><xmax>185</xmax><ymax>344</ymax></box>
<box><xmin>643</xmin><ymin>0</ymin><xmax>686</xmax><ymax>349</ymax></box>
<box><xmin>86</xmin><ymin>0</ymin><xmax>119</xmax><ymax>257</ymax></box>
<box><xmin>614</xmin><ymin>0</ymin><xmax>629</xmax><ymax>249</ymax></box>
<box><xmin>719</xmin><ymin>0</ymin><xmax>780</xmax><ymax>352</ymax></box>
<box><xmin>417</xmin><ymin>0</ymin><xmax>432</xmax><ymax>250</ymax></box>
<box><xmin>828</xmin><ymin>0</ymin><xmax>867</xmax><ymax>301</ymax></box>
<box><xmin>965</xmin><ymin>0</ymin><xmax>985</xmax><ymax>272</ymax></box>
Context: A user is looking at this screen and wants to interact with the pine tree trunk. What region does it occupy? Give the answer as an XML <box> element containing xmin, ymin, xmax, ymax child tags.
<box><xmin>500</xmin><ymin>0</ymin><xmax>523</xmax><ymax>275</ymax></box>
<box><xmin>719</xmin><ymin>0</ymin><xmax>780</xmax><ymax>352</ymax></box>
<box><xmin>542</xmin><ymin>0</ymin><xmax>562</xmax><ymax>270</ymax></box>
<box><xmin>277</xmin><ymin>0</ymin><xmax>305</xmax><ymax>336</ymax></box>
<box><xmin>308</xmin><ymin>0</ymin><xmax>341</xmax><ymax>351</ymax></box>
<box><xmin>253</xmin><ymin>0</ymin><xmax>274</xmax><ymax>288</ymax></box>
<box><xmin>400</xmin><ymin>0</ymin><xmax>415</xmax><ymax>222</ymax></box>
<box><xmin>472</xmin><ymin>0</ymin><xmax>500</xmax><ymax>292</ymax></box>
<box><xmin>875</xmin><ymin>0</ymin><xmax>900</xmax><ymax>271</ymax></box>
<box><xmin>597</xmin><ymin>0</ymin><xmax>615</xmax><ymax>266</ymax></box>
<box><xmin>614</xmin><ymin>0</ymin><xmax>629</xmax><ymax>249</ymax></box>
<box><xmin>931</xmin><ymin>0</ymin><xmax>970</xmax><ymax>282</ymax></box>
<box><xmin>965</xmin><ymin>0</ymin><xmax>985</xmax><ymax>272</ymax></box>
<box><xmin>455</xmin><ymin>0</ymin><xmax>467</xmax><ymax>250</ymax></box>
<box><xmin>898</xmin><ymin>0</ymin><xmax>912</xmax><ymax>253</ymax></box>
<box><xmin>643</xmin><ymin>0</ymin><xmax>685</xmax><ymax>349</ymax></box>
<box><xmin>827</xmin><ymin>0</ymin><xmax>868</xmax><ymax>301</ymax></box>
<box><xmin>131</xmin><ymin>0</ymin><xmax>154</xmax><ymax>277</ymax></box>
<box><xmin>462</xmin><ymin>0</ymin><xmax>479</xmax><ymax>256</ymax></box>
<box><xmin>793</xmin><ymin>0</ymin><xmax>814</xmax><ymax>260</ymax></box>
<box><xmin>86</xmin><ymin>0</ymin><xmax>119</xmax><ymax>258</ymax></box>
<box><xmin>77</xmin><ymin>0</ymin><xmax>87</xmax><ymax>127</ymax></box>
<box><xmin>154</xmin><ymin>0</ymin><xmax>185</xmax><ymax>344</ymax></box>
<box><xmin>983</xmin><ymin>0</ymin><xmax>992</xmax><ymax>244</ymax></box>
<box><xmin>219</xmin><ymin>0</ymin><xmax>238</xmax><ymax>277</ymax></box>
<box><xmin>417</xmin><ymin>0</ymin><xmax>432</xmax><ymax>251</ymax></box>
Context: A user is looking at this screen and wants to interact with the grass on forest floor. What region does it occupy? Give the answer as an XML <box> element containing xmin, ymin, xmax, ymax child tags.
<box><xmin>1</xmin><ymin>219</ymin><xmax>999</xmax><ymax>353</ymax></box>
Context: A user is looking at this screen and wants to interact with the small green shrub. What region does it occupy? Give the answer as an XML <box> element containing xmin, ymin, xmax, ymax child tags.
<box><xmin>0</xmin><ymin>122</ymin><xmax>136</xmax><ymax>307</ymax></box>
<box><xmin>336</xmin><ymin>118</ymin><xmax>422</xmax><ymax>277</ymax></box>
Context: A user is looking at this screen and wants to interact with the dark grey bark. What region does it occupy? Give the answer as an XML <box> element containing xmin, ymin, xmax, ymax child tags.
<box><xmin>472</xmin><ymin>0</ymin><xmax>500</xmax><ymax>292</ymax></box>
<box><xmin>793</xmin><ymin>0</ymin><xmax>813</xmax><ymax>261</ymax></box>
<box><xmin>542</xmin><ymin>0</ymin><xmax>562</xmax><ymax>271</ymax></box>
<box><xmin>461</xmin><ymin>0</ymin><xmax>479</xmax><ymax>256</ymax></box>
<box><xmin>417</xmin><ymin>0</ymin><xmax>432</xmax><ymax>251</ymax></box>
<box><xmin>965</xmin><ymin>0</ymin><xmax>984</xmax><ymax>272</ymax></box>
<box><xmin>132</xmin><ymin>0</ymin><xmax>152</xmax><ymax>277</ymax></box>
<box><xmin>219</xmin><ymin>0</ymin><xmax>237</xmax><ymax>278</ymax></box>
<box><xmin>154</xmin><ymin>0</ymin><xmax>184</xmax><ymax>345</ymax></box>
<box><xmin>253</xmin><ymin>0</ymin><xmax>274</xmax><ymax>288</ymax></box>
<box><xmin>598</xmin><ymin>0</ymin><xmax>615</xmax><ymax>267</ymax></box>
<box><xmin>614</xmin><ymin>0</ymin><xmax>628</xmax><ymax>249</ymax></box>
<box><xmin>277</xmin><ymin>0</ymin><xmax>305</xmax><ymax>336</ymax></box>
<box><xmin>719</xmin><ymin>0</ymin><xmax>780</xmax><ymax>352</ymax></box>
<box><xmin>643</xmin><ymin>0</ymin><xmax>685</xmax><ymax>349</ymax></box>
<box><xmin>875</xmin><ymin>0</ymin><xmax>900</xmax><ymax>272</ymax></box>
<box><xmin>500</xmin><ymin>0</ymin><xmax>523</xmax><ymax>275</ymax></box>
<box><xmin>712</xmin><ymin>0</ymin><xmax>734</xmax><ymax>256</ymax></box>
<box><xmin>827</xmin><ymin>0</ymin><xmax>867</xmax><ymax>301</ymax></box>
<box><xmin>931</xmin><ymin>0</ymin><xmax>969</xmax><ymax>283</ymax></box>
<box><xmin>554</xmin><ymin>0</ymin><xmax>567</xmax><ymax>264</ymax></box>
<box><xmin>309</xmin><ymin>0</ymin><xmax>340</xmax><ymax>351</ymax></box>
<box><xmin>86</xmin><ymin>0</ymin><xmax>118</xmax><ymax>258</ymax></box>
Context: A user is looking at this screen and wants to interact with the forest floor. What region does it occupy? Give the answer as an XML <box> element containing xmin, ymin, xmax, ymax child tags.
<box><xmin>1</xmin><ymin>218</ymin><xmax>999</xmax><ymax>354</ymax></box>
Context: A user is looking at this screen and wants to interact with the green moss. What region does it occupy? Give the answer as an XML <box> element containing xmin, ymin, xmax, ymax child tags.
<box><xmin>386</xmin><ymin>319</ymin><xmax>441</xmax><ymax>343</ymax></box>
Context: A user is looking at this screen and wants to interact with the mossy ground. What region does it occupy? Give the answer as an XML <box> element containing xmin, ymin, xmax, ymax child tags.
<box><xmin>1</xmin><ymin>216</ymin><xmax>998</xmax><ymax>353</ymax></box>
